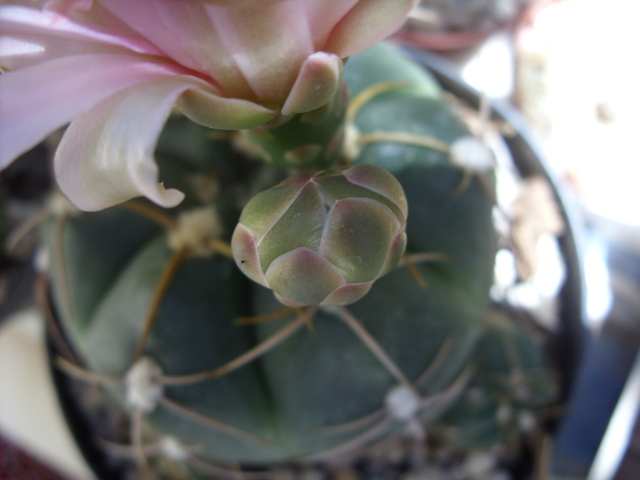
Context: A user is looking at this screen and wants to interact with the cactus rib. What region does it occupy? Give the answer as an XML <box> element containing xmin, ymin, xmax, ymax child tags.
<box><xmin>158</xmin><ymin>397</ymin><xmax>273</xmax><ymax>446</ymax></box>
<box><xmin>333</xmin><ymin>306</ymin><xmax>414</xmax><ymax>391</ymax></box>
<box><xmin>235</xmin><ymin>306</ymin><xmax>301</xmax><ymax>326</ymax></box>
<box><xmin>414</xmin><ymin>336</ymin><xmax>455</xmax><ymax>388</ymax></box>
<box><xmin>160</xmin><ymin>309</ymin><xmax>313</xmax><ymax>386</ymax></box>
<box><xmin>133</xmin><ymin>246</ymin><xmax>189</xmax><ymax>361</ymax></box>
<box><xmin>53</xmin><ymin>214</ymin><xmax>74</xmax><ymax>323</ymax></box>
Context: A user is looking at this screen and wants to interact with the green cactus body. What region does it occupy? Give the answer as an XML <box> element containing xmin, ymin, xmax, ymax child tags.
<box><xmin>45</xmin><ymin>44</ymin><xmax>500</xmax><ymax>474</ymax></box>
<box><xmin>433</xmin><ymin>310</ymin><xmax>556</xmax><ymax>449</ymax></box>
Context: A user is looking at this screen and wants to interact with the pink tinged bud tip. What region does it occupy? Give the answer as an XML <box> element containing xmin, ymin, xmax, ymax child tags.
<box><xmin>281</xmin><ymin>52</ymin><xmax>343</xmax><ymax>116</ymax></box>
<box><xmin>231</xmin><ymin>164</ymin><xmax>408</xmax><ymax>306</ymax></box>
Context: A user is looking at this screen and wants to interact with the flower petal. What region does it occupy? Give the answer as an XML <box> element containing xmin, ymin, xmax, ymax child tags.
<box><xmin>320</xmin><ymin>198</ymin><xmax>398</xmax><ymax>283</ymax></box>
<box><xmin>231</xmin><ymin>223</ymin><xmax>269</xmax><ymax>287</ymax></box>
<box><xmin>0</xmin><ymin>30</ymin><xmax>141</xmax><ymax>71</ymax></box>
<box><xmin>280</xmin><ymin>52</ymin><xmax>343</xmax><ymax>116</ymax></box>
<box><xmin>321</xmin><ymin>281</ymin><xmax>373</xmax><ymax>306</ymax></box>
<box><xmin>54</xmin><ymin>72</ymin><xmax>276</xmax><ymax>211</ymax></box>
<box><xmin>44</xmin><ymin>0</ymin><xmax>94</xmax><ymax>13</ymax></box>
<box><xmin>177</xmin><ymin>88</ymin><xmax>277</xmax><ymax>130</ymax></box>
<box><xmin>265</xmin><ymin>247</ymin><xmax>346</xmax><ymax>306</ymax></box>
<box><xmin>205</xmin><ymin>1</ymin><xmax>314</xmax><ymax>104</ymax></box>
<box><xmin>298</xmin><ymin>0</ymin><xmax>359</xmax><ymax>49</ymax></box>
<box><xmin>0</xmin><ymin>4</ymin><xmax>163</xmax><ymax>57</ymax></box>
<box><xmin>98</xmin><ymin>0</ymin><xmax>222</xmax><ymax>78</ymax></box>
<box><xmin>342</xmin><ymin>164</ymin><xmax>408</xmax><ymax>223</ymax></box>
<box><xmin>0</xmin><ymin>53</ymin><xmax>183</xmax><ymax>169</ymax></box>
<box><xmin>99</xmin><ymin>0</ymin><xmax>253</xmax><ymax>98</ymax></box>
<box><xmin>325</xmin><ymin>0</ymin><xmax>416</xmax><ymax>58</ymax></box>
<box><xmin>53</xmin><ymin>75</ymin><xmax>210</xmax><ymax>211</ymax></box>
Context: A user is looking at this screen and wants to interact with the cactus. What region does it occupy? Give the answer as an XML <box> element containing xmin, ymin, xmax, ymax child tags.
<box><xmin>39</xmin><ymin>42</ymin><xmax>557</xmax><ymax>478</ymax></box>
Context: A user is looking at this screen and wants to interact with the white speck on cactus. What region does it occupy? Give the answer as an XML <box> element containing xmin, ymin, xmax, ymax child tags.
<box><xmin>157</xmin><ymin>436</ymin><xmax>190</xmax><ymax>462</ymax></box>
<box><xmin>385</xmin><ymin>385</ymin><xmax>420</xmax><ymax>421</ymax></box>
<box><xmin>47</xmin><ymin>191</ymin><xmax>79</xmax><ymax>217</ymax></box>
<box><xmin>343</xmin><ymin>123</ymin><xmax>362</xmax><ymax>160</ymax></box>
<box><xmin>125</xmin><ymin>357</ymin><xmax>164</xmax><ymax>412</ymax></box>
<box><xmin>510</xmin><ymin>369</ymin><xmax>531</xmax><ymax>402</ymax></box>
<box><xmin>463</xmin><ymin>451</ymin><xmax>496</xmax><ymax>477</ymax></box>
<box><xmin>168</xmin><ymin>208</ymin><xmax>223</xmax><ymax>256</ymax></box>
<box><xmin>33</xmin><ymin>246</ymin><xmax>50</xmax><ymax>273</ymax></box>
<box><xmin>404</xmin><ymin>418</ymin><xmax>427</xmax><ymax>442</ymax></box>
<box><xmin>518</xmin><ymin>410</ymin><xmax>537</xmax><ymax>433</ymax></box>
<box><xmin>496</xmin><ymin>403</ymin><xmax>513</xmax><ymax>425</ymax></box>
<box><xmin>449</xmin><ymin>135</ymin><xmax>494</xmax><ymax>172</ymax></box>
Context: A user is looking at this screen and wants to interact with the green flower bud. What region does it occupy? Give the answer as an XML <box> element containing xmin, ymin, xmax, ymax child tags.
<box><xmin>232</xmin><ymin>164</ymin><xmax>408</xmax><ymax>306</ymax></box>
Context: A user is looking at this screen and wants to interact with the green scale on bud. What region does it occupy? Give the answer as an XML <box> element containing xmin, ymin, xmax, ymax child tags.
<box><xmin>231</xmin><ymin>164</ymin><xmax>407</xmax><ymax>306</ymax></box>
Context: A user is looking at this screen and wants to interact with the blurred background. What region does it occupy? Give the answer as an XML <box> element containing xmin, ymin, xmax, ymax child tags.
<box><xmin>1</xmin><ymin>0</ymin><xmax>639</xmax><ymax>478</ymax></box>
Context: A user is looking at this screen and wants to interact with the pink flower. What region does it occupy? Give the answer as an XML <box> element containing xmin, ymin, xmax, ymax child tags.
<box><xmin>0</xmin><ymin>0</ymin><xmax>415</xmax><ymax>210</ymax></box>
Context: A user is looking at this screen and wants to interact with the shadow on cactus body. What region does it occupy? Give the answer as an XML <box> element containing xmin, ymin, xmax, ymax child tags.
<box><xmin>44</xmin><ymin>43</ymin><xmax>500</xmax><ymax>472</ymax></box>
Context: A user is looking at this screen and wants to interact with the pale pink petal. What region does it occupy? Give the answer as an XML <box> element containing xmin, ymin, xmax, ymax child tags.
<box><xmin>206</xmin><ymin>1</ymin><xmax>314</xmax><ymax>104</ymax></box>
<box><xmin>99</xmin><ymin>0</ymin><xmax>246</xmax><ymax>97</ymax></box>
<box><xmin>281</xmin><ymin>52</ymin><xmax>343</xmax><ymax>116</ymax></box>
<box><xmin>0</xmin><ymin>30</ymin><xmax>140</xmax><ymax>70</ymax></box>
<box><xmin>298</xmin><ymin>0</ymin><xmax>359</xmax><ymax>50</ymax></box>
<box><xmin>53</xmin><ymin>76</ymin><xmax>206</xmax><ymax>211</ymax></box>
<box><xmin>0</xmin><ymin>4</ymin><xmax>163</xmax><ymax>55</ymax></box>
<box><xmin>43</xmin><ymin>0</ymin><xmax>93</xmax><ymax>14</ymax></box>
<box><xmin>325</xmin><ymin>0</ymin><xmax>417</xmax><ymax>58</ymax></box>
<box><xmin>54</xmin><ymin>74</ymin><xmax>275</xmax><ymax>211</ymax></box>
<box><xmin>0</xmin><ymin>53</ymin><xmax>184</xmax><ymax>169</ymax></box>
<box><xmin>96</xmin><ymin>0</ymin><xmax>217</xmax><ymax>78</ymax></box>
<box><xmin>102</xmin><ymin>0</ymin><xmax>316</xmax><ymax>104</ymax></box>
<box><xmin>321</xmin><ymin>282</ymin><xmax>373</xmax><ymax>306</ymax></box>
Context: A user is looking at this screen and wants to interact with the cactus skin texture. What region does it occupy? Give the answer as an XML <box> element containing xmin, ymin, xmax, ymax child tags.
<box><xmin>42</xmin><ymin>43</ymin><xmax>527</xmax><ymax>476</ymax></box>
<box><xmin>231</xmin><ymin>164</ymin><xmax>408</xmax><ymax>307</ymax></box>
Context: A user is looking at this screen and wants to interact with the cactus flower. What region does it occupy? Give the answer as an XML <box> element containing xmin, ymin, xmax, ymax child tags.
<box><xmin>0</xmin><ymin>0</ymin><xmax>416</xmax><ymax>211</ymax></box>
<box><xmin>231</xmin><ymin>164</ymin><xmax>408</xmax><ymax>306</ymax></box>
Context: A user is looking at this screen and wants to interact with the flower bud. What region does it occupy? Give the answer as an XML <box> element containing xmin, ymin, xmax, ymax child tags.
<box><xmin>232</xmin><ymin>164</ymin><xmax>407</xmax><ymax>306</ymax></box>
